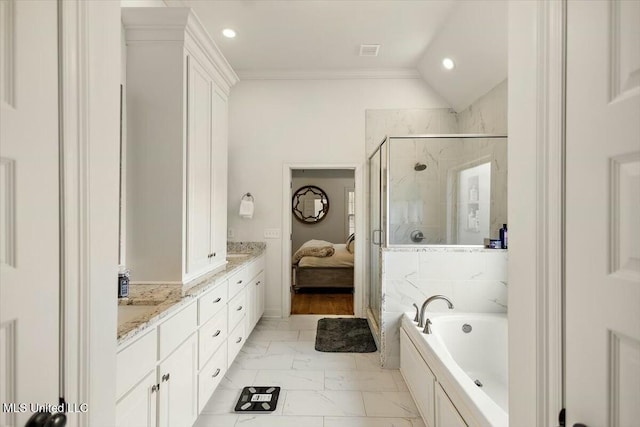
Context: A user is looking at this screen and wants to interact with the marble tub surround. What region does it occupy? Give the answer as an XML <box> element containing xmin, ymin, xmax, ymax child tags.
<box><xmin>379</xmin><ymin>247</ymin><xmax>507</xmax><ymax>368</ymax></box>
<box><xmin>117</xmin><ymin>242</ymin><xmax>266</xmax><ymax>344</ymax></box>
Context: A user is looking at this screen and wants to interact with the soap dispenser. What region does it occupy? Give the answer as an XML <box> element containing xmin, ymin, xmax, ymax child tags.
<box><xmin>499</xmin><ymin>224</ymin><xmax>508</xmax><ymax>249</ymax></box>
<box><xmin>118</xmin><ymin>265</ymin><xmax>130</xmax><ymax>298</ymax></box>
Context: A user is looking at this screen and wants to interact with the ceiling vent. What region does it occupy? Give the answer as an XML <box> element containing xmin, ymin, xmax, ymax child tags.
<box><xmin>359</xmin><ymin>44</ymin><xmax>380</xmax><ymax>57</ymax></box>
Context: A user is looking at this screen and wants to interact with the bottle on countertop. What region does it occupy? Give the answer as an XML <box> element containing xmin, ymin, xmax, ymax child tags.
<box><xmin>118</xmin><ymin>265</ymin><xmax>130</xmax><ymax>298</ymax></box>
<box><xmin>499</xmin><ymin>224</ymin><xmax>508</xmax><ymax>249</ymax></box>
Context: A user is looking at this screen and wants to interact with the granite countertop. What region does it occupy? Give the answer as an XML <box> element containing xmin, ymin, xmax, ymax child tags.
<box><xmin>117</xmin><ymin>242</ymin><xmax>266</xmax><ymax>345</ymax></box>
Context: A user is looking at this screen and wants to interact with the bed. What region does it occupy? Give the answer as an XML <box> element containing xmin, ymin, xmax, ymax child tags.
<box><xmin>292</xmin><ymin>239</ymin><xmax>354</xmax><ymax>292</ymax></box>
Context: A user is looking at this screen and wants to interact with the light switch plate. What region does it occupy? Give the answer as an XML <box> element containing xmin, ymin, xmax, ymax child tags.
<box><xmin>264</xmin><ymin>228</ymin><xmax>281</xmax><ymax>239</ymax></box>
<box><xmin>228</xmin><ymin>228</ymin><xmax>235</xmax><ymax>238</ymax></box>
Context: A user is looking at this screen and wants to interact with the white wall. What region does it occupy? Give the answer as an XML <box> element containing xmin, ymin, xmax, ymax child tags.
<box><xmin>228</xmin><ymin>78</ymin><xmax>450</xmax><ymax>317</ymax></box>
<box><xmin>291</xmin><ymin>169</ymin><xmax>355</xmax><ymax>252</ymax></box>
<box><xmin>508</xmin><ymin>2</ymin><xmax>539</xmax><ymax>424</ymax></box>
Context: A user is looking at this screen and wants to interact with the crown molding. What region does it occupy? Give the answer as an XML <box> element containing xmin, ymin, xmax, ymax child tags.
<box><xmin>122</xmin><ymin>7</ymin><xmax>239</xmax><ymax>91</ymax></box>
<box><xmin>236</xmin><ymin>68</ymin><xmax>421</xmax><ymax>81</ymax></box>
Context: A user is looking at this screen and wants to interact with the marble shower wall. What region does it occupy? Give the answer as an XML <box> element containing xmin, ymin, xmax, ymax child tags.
<box><xmin>365</xmin><ymin>108</ymin><xmax>458</xmax><ymax>158</ymax></box>
<box><xmin>387</xmin><ymin>136</ymin><xmax>507</xmax><ymax>245</ymax></box>
<box><xmin>457</xmin><ymin>79</ymin><xmax>508</xmax><ymax>134</ymax></box>
<box><xmin>379</xmin><ymin>247</ymin><xmax>508</xmax><ymax>368</ymax></box>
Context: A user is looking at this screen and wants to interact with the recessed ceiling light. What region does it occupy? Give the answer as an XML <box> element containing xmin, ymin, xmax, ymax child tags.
<box><xmin>222</xmin><ymin>28</ymin><xmax>236</xmax><ymax>38</ymax></box>
<box><xmin>442</xmin><ymin>58</ymin><xmax>455</xmax><ymax>70</ymax></box>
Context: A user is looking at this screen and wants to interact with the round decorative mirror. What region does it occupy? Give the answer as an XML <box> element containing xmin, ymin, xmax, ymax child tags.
<box><xmin>292</xmin><ymin>185</ymin><xmax>330</xmax><ymax>224</ymax></box>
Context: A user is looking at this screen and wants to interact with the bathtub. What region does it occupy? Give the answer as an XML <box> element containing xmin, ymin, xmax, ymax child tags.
<box><xmin>401</xmin><ymin>312</ymin><xmax>508</xmax><ymax>427</ymax></box>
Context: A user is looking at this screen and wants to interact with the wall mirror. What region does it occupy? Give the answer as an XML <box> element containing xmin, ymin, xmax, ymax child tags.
<box><xmin>292</xmin><ymin>185</ymin><xmax>330</xmax><ymax>224</ymax></box>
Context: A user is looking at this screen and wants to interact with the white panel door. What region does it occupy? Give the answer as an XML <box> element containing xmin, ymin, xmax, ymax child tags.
<box><xmin>565</xmin><ymin>1</ymin><xmax>640</xmax><ymax>426</ymax></box>
<box><xmin>0</xmin><ymin>2</ymin><xmax>59</xmax><ymax>426</ymax></box>
<box><xmin>186</xmin><ymin>55</ymin><xmax>213</xmax><ymax>277</ymax></box>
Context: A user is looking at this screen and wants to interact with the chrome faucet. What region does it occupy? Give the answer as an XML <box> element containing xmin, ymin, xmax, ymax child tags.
<box><xmin>418</xmin><ymin>295</ymin><xmax>454</xmax><ymax>333</ymax></box>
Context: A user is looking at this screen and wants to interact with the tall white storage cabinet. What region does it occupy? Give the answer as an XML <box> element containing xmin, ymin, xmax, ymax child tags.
<box><xmin>123</xmin><ymin>8</ymin><xmax>238</xmax><ymax>285</ymax></box>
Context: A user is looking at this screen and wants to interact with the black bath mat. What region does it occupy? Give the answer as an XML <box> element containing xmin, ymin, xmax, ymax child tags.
<box><xmin>234</xmin><ymin>386</ymin><xmax>281</xmax><ymax>412</ymax></box>
<box><xmin>315</xmin><ymin>318</ymin><xmax>377</xmax><ymax>353</ymax></box>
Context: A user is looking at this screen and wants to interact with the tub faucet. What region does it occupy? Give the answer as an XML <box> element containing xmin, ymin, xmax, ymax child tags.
<box><xmin>418</xmin><ymin>295</ymin><xmax>454</xmax><ymax>329</ymax></box>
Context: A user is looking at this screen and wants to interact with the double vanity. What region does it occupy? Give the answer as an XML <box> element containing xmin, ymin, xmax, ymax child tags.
<box><xmin>115</xmin><ymin>244</ymin><xmax>265</xmax><ymax>427</ymax></box>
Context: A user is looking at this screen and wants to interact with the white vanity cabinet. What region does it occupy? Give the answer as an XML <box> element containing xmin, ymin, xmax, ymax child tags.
<box><xmin>116</xmin><ymin>254</ymin><xmax>265</xmax><ymax>427</ymax></box>
<box><xmin>115</xmin><ymin>371</ymin><xmax>157</xmax><ymax>427</ymax></box>
<box><xmin>122</xmin><ymin>8</ymin><xmax>238</xmax><ymax>285</ymax></box>
<box><xmin>157</xmin><ymin>334</ymin><xmax>199</xmax><ymax>427</ymax></box>
<box><xmin>247</xmin><ymin>271</ymin><xmax>265</xmax><ymax>331</ymax></box>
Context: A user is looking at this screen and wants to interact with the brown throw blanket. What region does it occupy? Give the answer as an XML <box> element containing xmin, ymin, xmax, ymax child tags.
<box><xmin>292</xmin><ymin>240</ymin><xmax>335</xmax><ymax>265</ymax></box>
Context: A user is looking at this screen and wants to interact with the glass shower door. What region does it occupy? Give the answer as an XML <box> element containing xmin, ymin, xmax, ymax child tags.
<box><xmin>368</xmin><ymin>144</ymin><xmax>384</xmax><ymax>327</ymax></box>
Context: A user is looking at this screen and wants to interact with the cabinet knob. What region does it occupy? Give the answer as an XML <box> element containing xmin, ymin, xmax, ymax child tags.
<box><xmin>237</xmin><ymin>280</ymin><xmax>243</xmax><ymax>284</ymax></box>
<box><xmin>256</xmin><ymin>281</ymin><xmax>261</xmax><ymax>286</ymax></box>
<box><xmin>236</xmin><ymin>337</ymin><xmax>242</xmax><ymax>344</ymax></box>
<box><xmin>212</xmin><ymin>330</ymin><xmax>221</xmax><ymax>338</ymax></box>
<box><xmin>237</xmin><ymin>306</ymin><xmax>243</xmax><ymax>311</ymax></box>
<box><xmin>213</xmin><ymin>252</ymin><xmax>216</xmax><ymax>257</ymax></box>
<box><xmin>151</xmin><ymin>384</ymin><xmax>159</xmax><ymax>393</ymax></box>
<box><xmin>212</xmin><ymin>368</ymin><xmax>221</xmax><ymax>378</ymax></box>
<box><xmin>213</xmin><ymin>297</ymin><xmax>222</xmax><ymax>303</ymax></box>
<box><xmin>207</xmin><ymin>254</ymin><xmax>213</xmax><ymax>259</ymax></box>
<box><xmin>161</xmin><ymin>373</ymin><xmax>170</xmax><ymax>382</ymax></box>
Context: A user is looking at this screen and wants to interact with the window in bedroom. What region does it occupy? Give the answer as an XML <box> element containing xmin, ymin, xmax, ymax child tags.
<box><xmin>345</xmin><ymin>188</ymin><xmax>355</xmax><ymax>237</ymax></box>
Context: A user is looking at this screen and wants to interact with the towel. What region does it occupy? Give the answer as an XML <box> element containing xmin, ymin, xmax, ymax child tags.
<box><xmin>239</xmin><ymin>199</ymin><xmax>254</xmax><ymax>219</ymax></box>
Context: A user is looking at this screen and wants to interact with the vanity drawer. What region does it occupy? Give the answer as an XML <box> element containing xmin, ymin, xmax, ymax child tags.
<box><xmin>227</xmin><ymin>317</ymin><xmax>246</xmax><ymax>368</ymax></box>
<box><xmin>158</xmin><ymin>302</ymin><xmax>197</xmax><ymax>360</ymax></box>
<box><xmin>198</xmin><ymin>280</ymin><xmax>228</xmax><ymax>325</ymax></box>
<box><xmin>116</xmin><ymin>330</ymin><xmax>157</xmax><ymax>400</ymax></box>
<box><xmin>228</xmin><ymin>289</ymin><xmax>246</xmax><ymax>331</ymax></box>
<box><xmin>199</xmin><ymin>307</ymin><xmax>228</xmax><ymax>369</ymax></box>
<box><xmin>227</xmin><ymin>268</ymin><xmax>249</xmax><ymax>299</ymax></box>
<box><xmin>198</xmin><ymin>344</ymin><xmax>227</xmax><ymax>413</ymax></box>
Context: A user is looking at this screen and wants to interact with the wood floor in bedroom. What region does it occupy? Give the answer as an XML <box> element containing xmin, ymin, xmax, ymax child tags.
<box><xmin>291</xmin><ymin>290</ymin><xmax>353</xmax><ymax>315</ymax></box>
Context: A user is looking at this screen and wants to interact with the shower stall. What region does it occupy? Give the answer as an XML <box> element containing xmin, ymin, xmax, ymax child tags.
<box><xmin>367</xmin><ymin>134</ymin><xmax>508</xmax><ymax>329</ymax></box>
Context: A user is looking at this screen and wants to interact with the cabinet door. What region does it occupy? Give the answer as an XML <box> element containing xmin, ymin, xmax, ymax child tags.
<box><xmin>115</xmin><ymin>371</ymin><xmax>158</xmax><ymax>427</ymax></box>
<box><xmin>210</xmin><ymin>88</ymin><xmax>228</xmax><ymax>267</ymax></box>
<box><xmin>435</xmin><ymin>383</ymin><xmax>467</xmax><ymax>427</ymax></box>
<box><xmin>158</xmin><ymin>334</ymin><xmax>198</xmax><ymax>427</ymax></box>
<box><xmin>400</xmin><ymin>330</ymin><xmax>435</xmax><ymax>427</ymax></box>
<box><xmin>186</xmin><ymin>55</ymin><xmax>213</xmax><ymax>277</ymax></box>
<box><xmin>250</xmin><ymin>271</ymin><xmax>265</xmax><ymax>331</ymax></box>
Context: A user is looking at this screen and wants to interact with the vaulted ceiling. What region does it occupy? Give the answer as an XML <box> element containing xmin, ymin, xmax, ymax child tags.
<box><xmin>166</xmin><ymin>0</ymin><xmax>507</xmax><ymax>112</ymax></box>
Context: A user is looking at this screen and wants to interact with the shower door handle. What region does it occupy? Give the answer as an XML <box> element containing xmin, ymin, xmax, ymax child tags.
<box><xmin>372</xmin><ymin>229</ymin><xmax>383</xmax><ymax>246</ymax></box>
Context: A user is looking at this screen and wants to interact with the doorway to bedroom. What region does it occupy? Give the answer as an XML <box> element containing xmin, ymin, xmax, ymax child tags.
<box><xmin>290</xmin><ymin>168</ymin><xmax>355</xmax><ymax>315</ymax></box>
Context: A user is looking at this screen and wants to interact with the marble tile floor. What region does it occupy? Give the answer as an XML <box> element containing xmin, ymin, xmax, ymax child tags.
<box><xmin>195</xmin><ymin>315</ymin><xmax>425</xmax><ymax>427</ymax></box>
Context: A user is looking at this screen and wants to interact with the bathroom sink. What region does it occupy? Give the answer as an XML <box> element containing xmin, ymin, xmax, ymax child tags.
<box><xmin>118</xmin><ymin>305</ymin><xmax>158</xmax><ymax>325</ymax></box>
